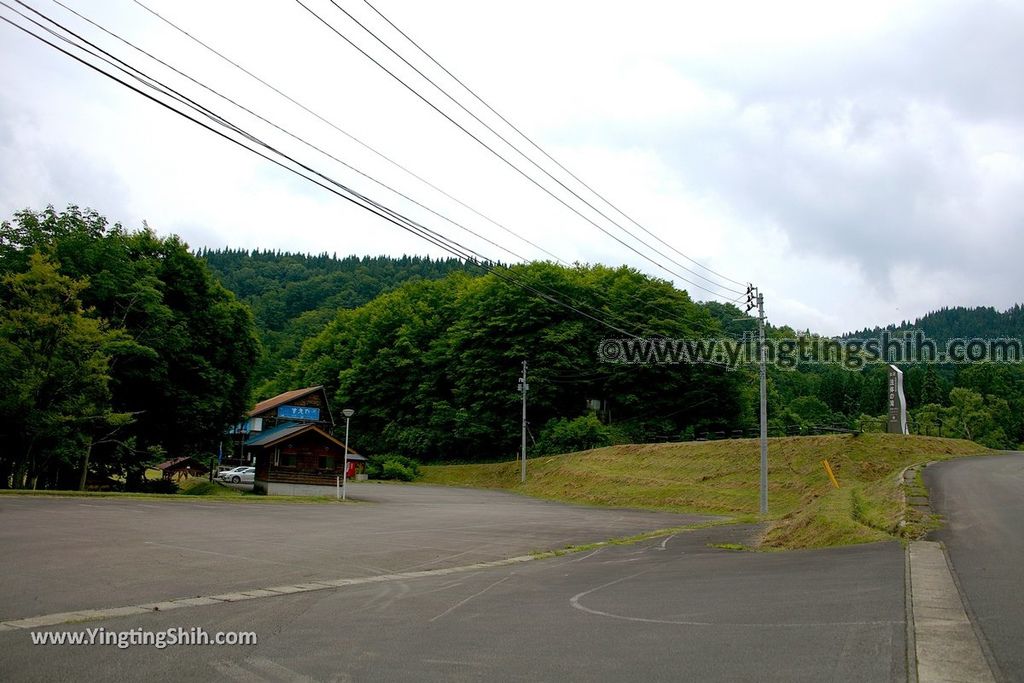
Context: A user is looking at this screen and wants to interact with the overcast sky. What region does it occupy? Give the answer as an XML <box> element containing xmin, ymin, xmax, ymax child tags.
<box><xmin>2</xmin><ymin>0</ymin><xmax>1021</xmax><ymax>335</ymax></box>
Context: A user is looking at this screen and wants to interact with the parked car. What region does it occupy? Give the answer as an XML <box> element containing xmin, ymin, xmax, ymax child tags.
<box><xmin>227</xmin><ymin>467</ymin><xmax>256</xmax><ymax>484</ymax></box>
<box><xmin>217</xmin><ymin>466</ymin><xmax>254</xmax><ymax>483</ymax></box>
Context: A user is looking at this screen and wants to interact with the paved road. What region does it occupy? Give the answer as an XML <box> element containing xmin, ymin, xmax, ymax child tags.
<box><xmin>925</xmin><ymin>452</ymin><xmax>1024</xmax><ymax>681</ymax></box>
<box><xmin>0</xmin><ymin>483</ymin><xmax>908</xmax><ymax>681</ymax></box>
<box><xmin>0</xmin><ymin>526</ymin><xmax>905</xmax><ymax>681</ymax></box>
<box><xmin>0</xmin><ymin>483</ymin><xmax>710</xmax><ymax>621</ymax></box>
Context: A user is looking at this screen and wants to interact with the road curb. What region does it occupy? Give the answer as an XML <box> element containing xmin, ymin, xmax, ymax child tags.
<box><xmin>904</xmin><ymin>547</ymin><xmax>918</xmax><ymax>683</ymax></box>
<box><xmin>907</xmin><ymin>541</ymin><xmax>995</xmax><ymax>682</ymax></box>
<box><xmin>899</xmin><ymin>462</ymin><xmax>935</xmax><ymax>520</ymax></box>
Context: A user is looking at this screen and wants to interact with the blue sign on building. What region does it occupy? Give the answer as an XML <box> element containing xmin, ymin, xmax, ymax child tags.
<box><xmin>277</xmin><ymin>405</ymin><xmax>321</xmax><ymax>421</ymax></box>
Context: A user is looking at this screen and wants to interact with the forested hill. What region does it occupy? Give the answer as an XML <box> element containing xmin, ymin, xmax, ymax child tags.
<box><xmin>200</xmin><ymin>246</ymin><xmax>1024</xmax><ymax>457</ymax></box>
<box><xmin>199</xmin><ymin>249</ymin><xmax>475</xmax><ymax>393</ymax></box>
<box><xmin>845</xmin><ymin>304</ymin><xmax>1024</xmax><ymax>340</ymax></box>
<box><xmin>200</xmin><ymin>249</ymin><xmax>474</xmax><ymax>331</ymax></box>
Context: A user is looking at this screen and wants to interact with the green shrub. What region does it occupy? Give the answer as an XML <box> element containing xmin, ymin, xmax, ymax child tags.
<box><xmin>534</xmin><ymin>415</ymin><xmax>612</xmax><ymax>456</ymax></box>
<box><xmin>367</xmin><ymin>454</ymin><xmax>421</xmax><ymax>481</ymax></box>
<box><xmin>381</xmin><ymin>460</ymin><xmax>415</xmax><ymax>481</ymax></box>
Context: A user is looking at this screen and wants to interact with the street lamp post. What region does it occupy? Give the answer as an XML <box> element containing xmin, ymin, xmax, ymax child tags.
<box><xmin>342</xmin><ymin>408</ymin><xmax>355</xmax><ymax>500</ymax></box>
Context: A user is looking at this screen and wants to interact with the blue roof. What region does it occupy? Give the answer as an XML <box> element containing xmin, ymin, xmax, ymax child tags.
<box><xmin>244</xmin><ymin>421</ymin><xmax>364</xmax><ymax>459</ymax></box>
<box><xmin>244</xmin><ymin>422</ymin><xmax>303</xmax><ymax>447</ymax></box>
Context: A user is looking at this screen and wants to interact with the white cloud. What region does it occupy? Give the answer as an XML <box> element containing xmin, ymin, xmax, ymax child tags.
<box><xmin>1</xmin><ymin>0</ymin><xmax>1022</xmax><ymax>336</ymax></box>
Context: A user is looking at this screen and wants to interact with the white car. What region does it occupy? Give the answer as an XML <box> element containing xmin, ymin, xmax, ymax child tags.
<box><xmin>218</xmin><ymin>466</ymin><xmax>255</xmax><ymax>484</ymax></box>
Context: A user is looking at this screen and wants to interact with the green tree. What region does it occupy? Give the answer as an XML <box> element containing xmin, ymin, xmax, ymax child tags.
<box><xmin>291</xmin><ymin>262</ymin><xmax>745</xmax><ymax>461</ymax></box>
<box><xmin>920</xmin><ymin>365</ymin><xmax>943</xmax><ymax>406</ymax></box>
<box><xmin>0</xmin><ymin>255</ymin><xmax>120</xmax><ymax>488</ymax></box>
<box><xmin>944</xmin><ymin>387</ymin><xmax>1012</xmax><ymax>448</ymax></box>
<box><xmin>1</xmin><ymin>207</ymin><xmax>259</xmax><ymax>487</ymax></box>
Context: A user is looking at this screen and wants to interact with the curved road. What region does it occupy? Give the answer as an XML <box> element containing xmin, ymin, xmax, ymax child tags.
<box><xmin>925</xmin><ymin>452</ymin><xmax>1024</xmax><ymax>682</ymax></box>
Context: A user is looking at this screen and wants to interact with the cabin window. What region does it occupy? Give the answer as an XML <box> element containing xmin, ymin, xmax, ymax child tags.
<box><xmin>318</xmin><ymin>456</ymin><xmax>335</xmax><ymax>469</ymax></box>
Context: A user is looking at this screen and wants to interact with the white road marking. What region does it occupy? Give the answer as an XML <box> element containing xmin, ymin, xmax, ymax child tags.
<box><xmin>422</xmin><ymin>659</ymin><xmax>479</xmax><ymax>667</ymax></box>
<box><xmin>428</xmin><ymin>575</ymin><xmax>513</xmax><ymax>623</ymax></box>
<box><xmin>0</xmin><ymin>554</ymin><xmax>538</xmax><ymax>630</ymax></box>
<box><xmin>601</xmin><ymin>557</ymin><xmax>644</xmax><ymax>564</ymax></box>
<box><xmin>569</xmin><ymin>570</ymin><xmax>900</xmax><ymax>628</ymax></box>
<box><xmin>402</xmin><ymin>580</ymin><xmax>465</xmax><ymax>599</ymax></box>
<box><xmin>143</xmin><ymin>541</ymin><xmax>323</xmax><ymax>572</ymax></box>
<box><xmin>543</xmin><ymin>547</ymin><xmax>605</xmax><ymax>570</ymax></box>
<box><xmin>247</xmin><ymin>656</ymin><xmax>318</xmax><ymax>682</ymax></box>
<box><xmin>210</xmin><ymin>659</ymin><xmax>270</xmax><ymax>682</ymax></box>
<box><xmin>398</xmin><ymin>544</ymin><xmax>492</xmax><ymax>572</ymax></box>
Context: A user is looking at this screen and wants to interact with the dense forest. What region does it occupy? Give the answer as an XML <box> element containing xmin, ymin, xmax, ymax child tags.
<box><xmin>845</xmin><ymin>304</ymin><xmax>1024</xmax><ymax>341</ymax></box>
<box><xmin>0</xmin><ymin>207</ymin><xmax>259</xmax><ymax>489</ymax></box>
<box><xmin>2</xmin><ymin>206</ymin><xmax>1022</xmax><ymax>490</ymax></box>
<box><xmin>206</xmin><ymin>248</ymin><xmax>1024</xmax><ymax>456</ymax></box>
<box><xmin>201</xmin><ymin>248</ymin><xmax>474</xmax><ymax>394</ymax></box>
<box><xmin>276</xmin><ymin>262</ymin><xmax>749</xmax><ymax>460</ymax></box>
<box><xmin>766</xmin><ymin>304</ymin><xmax>1024</xmax><ymax>448</ymax></box>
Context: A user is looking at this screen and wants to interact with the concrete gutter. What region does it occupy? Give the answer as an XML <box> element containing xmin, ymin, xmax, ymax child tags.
<box><xmin>907</xmin><ymin>541</ymin><xmax>995</xmax><ymax>682</ymax></box>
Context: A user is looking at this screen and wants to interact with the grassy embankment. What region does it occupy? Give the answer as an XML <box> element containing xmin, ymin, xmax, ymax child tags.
<box><xmin>421</xmin><ymin>433</ymin><xmax>990</xmax><ymax>549</ymax></box>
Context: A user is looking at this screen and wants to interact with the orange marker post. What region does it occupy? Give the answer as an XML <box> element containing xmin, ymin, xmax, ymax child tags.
<box><xmin>822</xmin><ymin>459</ymin><xmax>840</xmax><ymax>489</ymax></box>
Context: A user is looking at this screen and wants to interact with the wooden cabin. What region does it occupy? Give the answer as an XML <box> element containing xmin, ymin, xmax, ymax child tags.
<box><xmin>233</xmin><ymin>386</ymin><xmax>365</xmax><ymax>496</ymax></box>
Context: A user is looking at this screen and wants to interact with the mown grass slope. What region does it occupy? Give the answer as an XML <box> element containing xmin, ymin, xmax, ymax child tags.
<box><xmin>421</xmin><ymin>433</ymin><xmax>990</xmax><ymax>548</ymax></box>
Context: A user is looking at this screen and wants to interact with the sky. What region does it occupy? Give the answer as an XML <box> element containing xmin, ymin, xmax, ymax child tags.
<box><xmin>1</xmin><ymin>0</ymin><xmax>1022</xmax><ymax>336</ymax></box>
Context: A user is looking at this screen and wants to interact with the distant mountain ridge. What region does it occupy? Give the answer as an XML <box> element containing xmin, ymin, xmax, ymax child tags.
<box><xmin>844</xmin><ymin>304</ymin><xmax>1024</xmax><ymax>341</ymax></box>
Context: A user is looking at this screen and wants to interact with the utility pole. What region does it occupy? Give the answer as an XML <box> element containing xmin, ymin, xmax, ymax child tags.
<box><xmin>746</xmin><ymin>285</ymin><xmax>769</xmax><ymax>516</ymax></box>
<box><xmin>757</xmin><ymin>292</ymin><xmax>768</xmax><ymax>516</ymax></box>
<box><xmin>518</xmin><ymin>360</ymin><xmax>528</xmax><ymax>483</ymax></box>
<box><xmin>341</xmin><ymin>408</ymin><xmax>354</xmax><ymax>500</ymax></box>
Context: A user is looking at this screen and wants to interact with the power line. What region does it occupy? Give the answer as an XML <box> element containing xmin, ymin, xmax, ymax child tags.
<box><xmin>360</xmin><ymin>0</ymin><xmax>748</xmax><ymax>290</ymax></box>
<box><xmin>42</xmin><ymin>0</ymin><xmax>531</xmax><ymax>266</ymax></box>
<box><xmin>0</xmin><ymin>3</ymin><xmax>671</xmax><ymax>346</ymax></box>
<box><xmin>292</xmin><ymin>0</ymin><xmax>746</xmax><ymax>301</ymax></box>
<box><xmin>7</xmin><ymin>2</ymin><xmax>735</xmax><ymax>351</ymax></box>
<box><xmin>128</xmin><ymin>0</ymin><xmax>563</xmax><ymax>266</ymax></box>
<box><xmin>118</xmin><ymin>0</ymin><xmax>726</xmax><ymax>334</ymax></box>
<box><xmin>25</xmin><ymin>0</ymin><xmax>673</xmax><ymax>340</ymax></box>
<box><xmin>324</xmin><ymin>0</ymin><xmax>746</xmax><ymax>298</ymax></box>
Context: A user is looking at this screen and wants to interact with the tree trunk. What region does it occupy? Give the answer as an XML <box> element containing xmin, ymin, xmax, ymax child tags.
<box><xmin>14</xmin><ymin>461</ymin><xmax>28</xmax><ymax>489</ymax></box>
<box><xmin>0</xmin><ymin>458</ymin><xmax>11</xmax><ymax>489</ymax></box>
<box><xmin>79</xmin><ymin>438</ymin><xmax>94</xmax><ymax>491</ymax></box>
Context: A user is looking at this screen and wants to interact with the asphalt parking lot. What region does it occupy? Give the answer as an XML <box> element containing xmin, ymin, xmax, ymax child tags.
<box><xmin>0</xmin><ymin>484</ymin><xmax>909</xmax><ymax>681</ymax></box>
<box><xmin>0</xmin><ymin>483</ymin><xmax>711</xmax><ymax>621</ymax></box>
